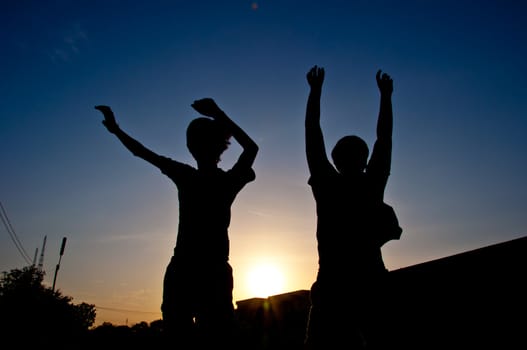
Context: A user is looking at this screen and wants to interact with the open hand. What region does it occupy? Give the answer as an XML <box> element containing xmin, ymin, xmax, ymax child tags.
<box><xmin>191</xmin><ymin>98</ymin><xmax>223</xmax><ymax>119</ymax></box>
<box><xmin>376</xmin><ymin>70</ymin><xmax>393</xmax><ymax>95</ymax></box>
<box><xmin>94</xmin><ymin>105</ymin><xmax>119</xmax><ymax>133</ymax></box>
<box><xmin>307</xmin><ymin>65</ymin><xmax>325</xmax><ymax>90</ymax></box>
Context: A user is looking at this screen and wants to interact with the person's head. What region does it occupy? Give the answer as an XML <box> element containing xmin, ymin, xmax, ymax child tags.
<box><xmin>186</xmin><ymin>117</ymin><xmax>231</xmax><ymax>165</ymax></box>
<box><xmin>331</xmin><ymin>135</ymin><xmax>369</xmax><ymax>175</ymax></box>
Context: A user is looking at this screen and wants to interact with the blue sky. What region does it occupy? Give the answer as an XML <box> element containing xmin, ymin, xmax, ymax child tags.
<box><xmin>2</xmin><ymin>0</ymin><xmax>526</xmax><ymax>325</ymax></box>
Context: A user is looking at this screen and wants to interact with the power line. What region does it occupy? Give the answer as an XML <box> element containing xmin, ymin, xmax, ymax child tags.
<box><xmin>95</xmin><ymin>305</ymin><xmax>161</xmax><ymax>315</ymax></box>
<box><xmin>0</xmin><ymin>200</ymin><xmax>32</xmax><ymax>265</ymax></box>
<box><xmin>0</xmin><ymin>200</ymin><xmax>32</xmax><ymax>264</ymax></box>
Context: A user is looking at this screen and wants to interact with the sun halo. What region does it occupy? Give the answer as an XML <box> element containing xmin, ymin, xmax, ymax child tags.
<box><xmin>246</xmin><ymin>262</ymin><xmax>285</xmax><ymax>298</ymax></box>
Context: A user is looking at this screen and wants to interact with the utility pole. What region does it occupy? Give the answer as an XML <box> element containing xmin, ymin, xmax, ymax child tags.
<box><xmin>52</xmin><ymin>237</ymin><xmax>67</xmax><ymax>292</ymax></box>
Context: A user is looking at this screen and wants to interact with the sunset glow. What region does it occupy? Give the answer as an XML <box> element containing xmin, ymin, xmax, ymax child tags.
<box><xmin>2</xmin><ymin>1</ymin><xmax>526</xmax><ymax>327</ymax></box>
<box><xmin>246</xmin><ymin>262</ymin><xmax>285</xmax><ymax>298</ymax></box>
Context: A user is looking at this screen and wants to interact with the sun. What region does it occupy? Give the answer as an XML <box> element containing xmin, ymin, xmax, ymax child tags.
<box><xmin>246</xmin><ymin>262</ymin><xmax>285</xmax><ymax>298</ymax></box>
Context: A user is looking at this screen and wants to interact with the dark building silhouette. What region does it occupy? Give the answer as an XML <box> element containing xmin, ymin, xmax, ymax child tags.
<box><xmin>235</xmin><ymin>235</ymin><xmax>527</xmax><ymax>349</ymax></box>
<box><xmin>236</xmin><ymin>290</ymin><xmax>311</xmax><ymax>349</ymax></box>
<box><xmin>386</xmin><ymin>235</ymin><xmax>526</xmax><ymax>348</ymax></box>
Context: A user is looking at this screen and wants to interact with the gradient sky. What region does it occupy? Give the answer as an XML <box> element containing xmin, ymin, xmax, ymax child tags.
<box><xmin>2</xmin><ymin>0</ymin><xmax>526</xmax><ymax>326</ymax></box>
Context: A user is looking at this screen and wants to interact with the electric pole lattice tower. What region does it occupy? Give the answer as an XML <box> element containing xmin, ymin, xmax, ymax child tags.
<box><xmin>37</xmin><ymin>235</ymin><xmax>47</xmax><ymax>271</ymax></box>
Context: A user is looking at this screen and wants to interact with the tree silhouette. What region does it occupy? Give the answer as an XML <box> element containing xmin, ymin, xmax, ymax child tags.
<box><xmin>0</xmin><ymin>265</ymin><xmax>96</xmax><ymax>348</ymax></box>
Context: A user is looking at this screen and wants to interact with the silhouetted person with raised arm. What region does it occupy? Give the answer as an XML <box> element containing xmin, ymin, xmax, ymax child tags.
<box><xmin>95</xmin><ymin>98</ymin><xmax>258</xmax><ymax>349</ymax></box>
<box><xmin>303</xmin><ymin>66</ymin><xmax>402</xmax><ymax>349</ymax></box>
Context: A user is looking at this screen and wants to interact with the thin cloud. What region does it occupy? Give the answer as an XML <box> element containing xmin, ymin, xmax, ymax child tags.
<box><xmin>48</xmin><ymin>22</ymin><xmax>87</xmax><ymax>63</ymax></box>
<box><xmin>96</xmin><ymin>233</ymin><xmax>152</xmax><ymax>243</ymax></box>
<box><xmin>247</xmin><ymin>209</ymin><xmax>274</xmax><ymax>218</ymax></box>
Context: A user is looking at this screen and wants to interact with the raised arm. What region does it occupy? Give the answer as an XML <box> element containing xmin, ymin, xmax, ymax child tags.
<box><xmin>191</xmin><ymin>98</ymin><xmax>258</xmax><ymax>168</ymax></box>
<box><xmin>305</xmin><ymin>65</ymin><xmax>332</xmax><ymax>175</ymax></box>
<box><xmin>367</xmin><ymin>70</ymin><xmax>394</xmax><ymax>199</ymax></box>
<box><xmin>375</xmin><ymin>70</ymin><xmax>394</xmax><ymax>141</ymax></box>
<box><xmin>94</xmin><ymin>105</ymin><xmax>164</xmax><ymax>168</ymax></box>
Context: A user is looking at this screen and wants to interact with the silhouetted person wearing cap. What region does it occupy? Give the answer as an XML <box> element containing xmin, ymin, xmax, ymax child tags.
<box><xmin>303</xmin><ymin>66</ymin><xmax>402</xmax><ymax>349</ymax></box>
<box><xmin>95</xmin><ymin>98</ymin><xmax>258</xmax><ymax>349</ymax></box>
